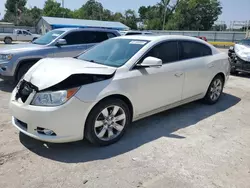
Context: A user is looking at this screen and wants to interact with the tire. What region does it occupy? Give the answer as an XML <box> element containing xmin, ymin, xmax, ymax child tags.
<box><xmin>32</xmin><ymin>38</ymin><xmax>37</xmax><ymax>42</ymax></box>
<box><xmin>203</xmin><ymin>75</ymin><xmax>224</xmax><ymax>105</ymax></box>
<box><xmin>4</xmin><ymin>37</ymin><xmax>12</xmax><ymax>44</ymax></box>
<box><xmin>85</xmin><ymin>98</ymin><xmax>131</xmax><ymax>146</ymax></box>
<box><xmin>16</xmin><ymin>62</ymin><xmax>34</xmax><ymax>82</ymax></box>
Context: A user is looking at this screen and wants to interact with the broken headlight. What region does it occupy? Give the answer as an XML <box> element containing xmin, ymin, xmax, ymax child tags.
<box><xmin>31</xmin><ymin>88</ymin><xmax>78</xmax><ymax>106</ymax></box>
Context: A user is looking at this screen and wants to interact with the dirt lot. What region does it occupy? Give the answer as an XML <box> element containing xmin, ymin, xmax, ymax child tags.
<box><xmin>0</xmin><ymin>47</ymin><xmax>250</xmax><ymax>188</ymax></box>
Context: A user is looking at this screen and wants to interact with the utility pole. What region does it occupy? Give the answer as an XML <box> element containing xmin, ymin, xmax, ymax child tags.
<box><xmin>15</xmin><ymin>3</ymin><xmax>18</xmax><ymax>25</ymax></box>
<box><xmin>62</xmin><ymin>0</ymin><xmax>64</xmax><ymax>8</ymax></box>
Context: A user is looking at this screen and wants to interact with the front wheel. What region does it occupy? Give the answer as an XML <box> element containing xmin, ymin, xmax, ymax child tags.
<box><xmin>85</xmin><ymin>98</ymin><xmax>131</xmax><ymax>146</ymax></box>
<box><xmin>203</xmin><ymin>75</ymin><xmax>224</xmax><ymax>105</ymax></box>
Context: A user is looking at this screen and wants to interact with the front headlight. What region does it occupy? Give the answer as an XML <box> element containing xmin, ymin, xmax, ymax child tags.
<box><xmin>0</xmin><ymin>54</ymin><xmax>13</xmax><ymax>61</ymax></box>
<box><xmin>31</xmin><ymin>88</ymin><xmax>79</xmax><ymax>106</ymax></box>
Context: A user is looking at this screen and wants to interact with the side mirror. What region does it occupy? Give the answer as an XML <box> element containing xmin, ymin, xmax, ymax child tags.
<box><xmin>137</xmin><ymin>57</ymin><xmax>162</xmax><ymax>68</ymax></box>
<box><xmin>55</xmin><ymin>39</ymin><xmax>67</xmax><ymax>46</ymax></box>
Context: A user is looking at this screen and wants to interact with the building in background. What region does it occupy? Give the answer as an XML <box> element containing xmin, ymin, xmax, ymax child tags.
<box><xmin>36</xmin><ymin>16</ymin><xmax>129</xmax><ymax>34</ymax></box>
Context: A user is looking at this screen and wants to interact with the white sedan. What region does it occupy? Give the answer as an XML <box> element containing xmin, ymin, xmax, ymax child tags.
<box><xmin>10</xmin><ymin>35</ymin><xmax>230</xmax><ymax>146</ymax></box>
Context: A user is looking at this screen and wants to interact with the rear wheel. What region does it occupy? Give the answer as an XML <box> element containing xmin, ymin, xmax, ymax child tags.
<box><xmin>4</xmin><ymin>37</ymin><xmax>12</xmax><ymax>44</ymax></box>
<box><xmin>85</xmin><ymin>98</ymin><xmax>131</xmax><ymax>146</ymax></box>
<box><xmin>203</xmin><ymin>75</ymin><xmax>224</xmax><ymax>105</ymax></box>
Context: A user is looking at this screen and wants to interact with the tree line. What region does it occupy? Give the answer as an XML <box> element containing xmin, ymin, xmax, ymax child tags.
<box><xmin>2</xmin><ymin>0</ymin><xmax>222</xmax><ymax>31</ymax></box>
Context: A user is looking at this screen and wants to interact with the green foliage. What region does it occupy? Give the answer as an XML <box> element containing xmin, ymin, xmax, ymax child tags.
<box><xmin>1</xmin><ymin>0</ymin><xmax>223</xmax><ymax>30</ymax></box>
<box><xmin>165</xmin><ymin>0</ymin><xmax>222</xmax><ymax>30</ymax></box>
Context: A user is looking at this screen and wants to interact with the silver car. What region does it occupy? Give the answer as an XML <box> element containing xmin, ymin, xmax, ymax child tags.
<box><xmin>0</xmin><ymin>28</ymin><xmax>120</xmax><ymax>81</ymax></box>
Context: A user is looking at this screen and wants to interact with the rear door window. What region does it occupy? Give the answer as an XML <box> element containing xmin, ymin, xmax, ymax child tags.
<box><xmin>63</xmin><ymin>31</ymin><xmax>112</xmax><ymax>45</ymax></box>
<box><xmin>63</xmin><ymin>31</ymin><xmax>85</xmax><ymax>45</ymax></box>
<box><xmin>179</xmin><ymin>41</ymin><xmax>212</xmax><ymax>60</ymax></box>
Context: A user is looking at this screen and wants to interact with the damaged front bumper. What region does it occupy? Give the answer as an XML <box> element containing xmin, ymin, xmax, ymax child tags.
<box><xmin>10</xmin><ymin>87</ymin><xmax>93</xmax><ymax>143</ymax></box>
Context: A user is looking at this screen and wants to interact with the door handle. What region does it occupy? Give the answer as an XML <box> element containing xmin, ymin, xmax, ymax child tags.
<box><xmin>175</xmin><ymin>72</ymin><xmax>183</xmax><ymax>77</ymax></box>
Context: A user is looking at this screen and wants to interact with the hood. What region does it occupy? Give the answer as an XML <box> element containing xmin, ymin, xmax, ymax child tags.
<box><xmin>0</xmin><ymin>43</ymin><xmax>43</xmax><ymax>53</ymax></box>
<box><xmin>234</xmin><ymin>43</ymin><xmax>250</xmax><ymax>62</ymax></box>
<box><xmin>24</xmin><ymin>57</ymin><xmax>117</xmax><ymax>90</ymax></box>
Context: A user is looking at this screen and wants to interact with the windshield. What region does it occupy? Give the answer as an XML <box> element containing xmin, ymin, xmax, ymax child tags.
<box><xmin>33</xmin><ymin>30</ymin><xmax>65</xmax><ymax>45</ymax></box>
<box><xmin>78</xmin><ymin>38</ymin><xmax>149</xmax><ymax>67</ymax></box>
<box><xmin>238</xmin><ymin>39</ymin><xmax>250</xmax><ymax>46</ymax></box>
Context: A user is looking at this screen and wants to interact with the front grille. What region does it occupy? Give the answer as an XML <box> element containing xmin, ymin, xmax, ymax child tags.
<box><xmin>15</xmin><ymin>80</ymin><xmax>38</xmax><ymax>103</ymax></box>
<box><xmin>15</xmin><ymin>118</ymin><xmax>28</xmax><ymax>131</ymax></box>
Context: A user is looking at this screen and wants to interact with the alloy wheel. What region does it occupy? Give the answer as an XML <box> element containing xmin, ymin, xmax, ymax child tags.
<box><xmin>210</xmin><ymin>78</ymin><xmax>223</xmax><ymax>101</ymax></box>
<box><xmin>94</xmin><ymin>105</ymin><xmax>126</xmax><ymax>141</ymax></box>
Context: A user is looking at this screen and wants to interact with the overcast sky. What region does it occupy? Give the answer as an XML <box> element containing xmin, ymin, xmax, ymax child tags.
<box><xmin>0</xmin><ymin>0</ymin><xmax>249</xmax><ymax>25</ymax></box>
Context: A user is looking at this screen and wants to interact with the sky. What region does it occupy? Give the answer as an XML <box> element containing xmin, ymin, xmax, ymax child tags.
<box><xmin>0</xmin><ymin>0</ymin><xmax>249</xmax><ymax>25</ymax></box>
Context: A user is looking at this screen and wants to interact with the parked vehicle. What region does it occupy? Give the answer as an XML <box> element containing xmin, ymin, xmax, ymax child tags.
<box><xmin>119</xmin><ymin>30</ymin><xmax>152</xmax><ymax>36</ymax></box>
<box><xmin>228</xmin><ymin>38</ymin><xmax>250</xmax><ymax>74</ymax></box>
<box><xmin>0</xmin><ymin>28</ymin><xmax>120</xmax><ymax>81</ymax></box>
<box><xmin>10</xmin><ymin>35</ymin><xmax>230</xmax><ymax>146</ymax></box>
<box><xmin>194</xmin><ymin>36</ymin><xmax>208</xmax><ymax>41</ymax></box>
<box><xmin>0</xmin><ymin>29</ymin><xmax>41</xmax><ymax>44</ymax></box>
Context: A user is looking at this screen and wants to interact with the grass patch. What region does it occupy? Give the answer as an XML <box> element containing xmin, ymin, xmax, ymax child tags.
<box><xmin>208</xmin><ymin>41</ymin><xmax>234</xmax><ymax>47</ymax></box>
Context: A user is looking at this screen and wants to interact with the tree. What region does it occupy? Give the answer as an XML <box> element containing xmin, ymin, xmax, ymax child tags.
<box><xmin>78</xmin><ymin>0</ymin><xmax>104</xmax><ymax>20</ymax></box>
<box><xmin>43</xmin><ymin>0</ymin><xmax>73</xmax><ymax>18</ymax></box>
<box><xmin>124</xmin><ymin>9</ymin><xmax>138</xmax><ymax>30</ymax></box>
<box><xmin>138</xmin><ymin>1</ymin><xmax>179</xmax><ymax>30</ymax></box>
<box><xmin>3</xmin><ymin>0</ymin><xmax>27</xmax><ymax>24</ymax></box>
<box><xmin>166</xmin><ymin>0</ymin><xmax>222</xmax><ymax>30</ymax></box>
<box><xmin>5</xmin><ymin>0</ymin><xmax>26</xmax><ymax>13</ymax></box>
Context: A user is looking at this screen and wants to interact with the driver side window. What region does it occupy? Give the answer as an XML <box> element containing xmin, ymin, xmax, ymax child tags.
<box><xmin>141</xmin><ymin>41</ymin><xmax>179</xmax><ymax>64</ymax></box>
<box><xmin>17</xmin><ymin>30</ymin><xmax>22</xmax><ymax>35</ymax></box>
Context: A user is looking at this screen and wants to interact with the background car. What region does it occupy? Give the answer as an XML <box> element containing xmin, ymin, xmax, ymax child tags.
<box><xmin>119</xmin><ymin>30</ymin><xmax>153</xmax><ymax>36</ymax></box>
<box><xmin>194</xmin><ymin>36</ymin><xmax>208</xmax><ymax>41</ymax></box>
<box><xmin>0</xmin><ymin>28</ymin><xmax>120</xmax><ymax>82</ymax></box>
<box><xmin>10</xmin><ymin>35</ymin><xmax>229</xmax><ymax>146</ymax></box>
<box><xmin>228</xmin><ymin>38</ymin><xmax>250</xmax><ymax>74</ymax></box>
<box><xmin>0</xmin><ymin>29</ymin><xmax>41</xmax><ymax>44</ymax></box>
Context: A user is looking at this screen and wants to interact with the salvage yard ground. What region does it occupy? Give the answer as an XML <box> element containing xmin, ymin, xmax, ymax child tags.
<box><xmin>0</xmin><ymin>46</ymin><xmax>250</xmax><ymax>188</ymax></box>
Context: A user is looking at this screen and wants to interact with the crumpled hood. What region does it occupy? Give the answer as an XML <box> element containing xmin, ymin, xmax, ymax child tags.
<box><xmin>23</xmin><ymin>57</ymin><xmax>117</xmax><ymax>90</ymax></box>
<box><xmin>234</xmin><ymin>43</ymin><xmax>250</xmax><ymax>62</ymax></box>
<box><xmin>0</xmin><ymin>43</ymin><xmax>43</xmax><ymax>53</ymax></box>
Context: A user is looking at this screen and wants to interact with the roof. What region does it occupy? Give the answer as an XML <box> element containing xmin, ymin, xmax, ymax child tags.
<box><xmin>53</xmin><ymin>27</ymin><xmax>119</xmax><ymax>32</ymax></box>
<box><xmin>118</xmin><ymin>34</ymin><xmax>209</xmax><ymax>42</ymax></box>
<box><xmin>116</xmin><ymin>35</ymin><xmax>216</xmax><ymax>49</ymax></box>
<box><xmin>41</xmin><ymin>16</ymin><xmax>129</xmax><ymax>30</ymax></box>
<box><xmin>119</xmin><ymin>30</ymin><xmax>153</xmax><ymax>35</ymax></box>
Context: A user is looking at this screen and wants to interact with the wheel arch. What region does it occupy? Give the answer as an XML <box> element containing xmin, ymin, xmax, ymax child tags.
<box><xmin>14</xmin><ymin>58</ymin><xmax>43</xmax><ymax>80</ymax></box>
<box><xmin>90</xmin><ymin>94</ymin><xmax>134</xmax><ymax>121</ymax></box>
<box><xmin>214</xmin><ymin>72</ymin><xmax>226</xmax><ymax>84</ymax></box>
<box><xmin>4</xmin><ymin>36</ymin><xmax>12</xmax><ymax>40</ymax></box>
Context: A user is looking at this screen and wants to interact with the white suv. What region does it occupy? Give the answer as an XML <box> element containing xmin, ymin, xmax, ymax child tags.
<box><xmin>10</xmin><ymin>35</ymin><xmax>230</xmax><ymax>146</ymax></box>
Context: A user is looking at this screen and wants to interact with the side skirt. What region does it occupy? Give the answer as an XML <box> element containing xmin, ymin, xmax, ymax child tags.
<box><xmin>132</xmin><ymin>93</ymin><xmax>204</xmax><ymax>122</ymax></box>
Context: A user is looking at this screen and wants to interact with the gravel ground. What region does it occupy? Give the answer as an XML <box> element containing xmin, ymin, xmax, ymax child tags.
<box><xmin>0</xmin><ymin>47</ymin><xmax>250</xmax><ymax>188</ymax></box>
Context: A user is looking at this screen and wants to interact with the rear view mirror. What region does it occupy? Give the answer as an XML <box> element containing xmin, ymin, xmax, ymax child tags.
<box><xmin>137</xmin><ymin>57</ymin><xmax>162</xmax><ymax>68</ymax></box>
<box><xmin>56</xmin><ymin>39</ymin><xmax>67</xmax><ymax>46</ymax></box>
